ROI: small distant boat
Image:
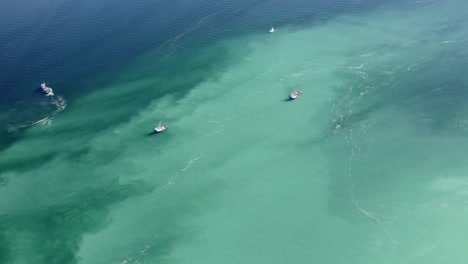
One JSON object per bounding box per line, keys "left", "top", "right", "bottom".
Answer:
{"left": 269, "top": 27, "right": 275, "bottom": 33}
{"left": 154, "top": 121, "right": 168, "bottom": 133}
{"left": 41, "top": 82, "right": 54, "bottom": 96}
{"left": 289, "top": 91, "right": 302, "bottom": 100}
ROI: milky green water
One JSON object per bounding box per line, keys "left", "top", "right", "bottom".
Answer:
{"left": 2, "top": 1, "right": 468, "bottom": 263}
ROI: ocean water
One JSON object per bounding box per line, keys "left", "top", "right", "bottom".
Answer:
{"left": 2, "top": 0, "right": 468, "bottom": 263}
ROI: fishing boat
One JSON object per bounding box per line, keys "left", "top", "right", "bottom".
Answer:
{"left": 154, "top": 121, "right": 168, "bottom": 133}
{"left": 41, "top": 82, "right": 54, "bottom": 96}
{"left": 269, "top": 27, "right": 275, "bottom": 33}
{"left": 289, "top": 91, "right": 302, "bottom": 100}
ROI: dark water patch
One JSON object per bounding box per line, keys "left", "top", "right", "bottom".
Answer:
{"left": 323, "top": 44, "right": 468, "bottom": 137}
{"left": 311, "top": 38, "right": 468, "bottom": 222}
{"left": 0, "top": 225, "right": 9, "bottom": 263}
{"left": 0, "top": 179, "right": 149, "bottom": 264}
{"left": 0, "top": 0, "right": 239, "bottom": 102}
{"left": 0, "top": 152, "right": 57, "bottom": 175}
{"left": 233, "top": 0, "right": 375, "bottom": 30}
{"left": 108, "top": 177, "right": 231, "bottom": 264}
{"left": 0, "top": 0, "right": 414, "bottom": 154}
{"left": 324, "top": 128, "right": 468, "bottom": 223}
{"left": 0, "top": 34, "right": 235, "bottom": 153}
{"left": 0, "top": 0, "right": 410, "bottom": 106}
{"left": 0, "top": 129, "right": 22, "bottom": 154}
{"left": 64, "top": 147, "right": 93, "bottom": 161}
{"left": 320, "top": 28, "right": 468, "bottom": 223}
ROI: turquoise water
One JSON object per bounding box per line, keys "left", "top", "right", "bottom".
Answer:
{"left": 2, "top": 0, "right": 468, "bottom": 263}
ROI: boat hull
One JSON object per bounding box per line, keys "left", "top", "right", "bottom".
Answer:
{"left": 41, "top": 83, "right": 54, "bottom": 96}
{"left": 154, "top": 125, "right": 168, "bottom": 133}
{"left": 289, "top": 91, "right": 302, "bottom": 100}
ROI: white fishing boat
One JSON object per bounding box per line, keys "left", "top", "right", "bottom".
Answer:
{"left": 154, "top": 121, "right": 168, "bottom": 133}
{"left": 269, "top": 27, "right": 275, "bottom": 33}
{"left": 41, "top": 82, "right": 54, "bottom": 96}
{"left": 289, "top": 91, "right": 302, "bottom": 100}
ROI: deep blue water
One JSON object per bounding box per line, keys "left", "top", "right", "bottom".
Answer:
{"left": 0, "top": 0, "right": 405, "bottom": 150}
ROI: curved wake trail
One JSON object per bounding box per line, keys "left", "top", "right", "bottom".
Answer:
{"left": 7, "top": 95, "right": 67, "bottom": 132}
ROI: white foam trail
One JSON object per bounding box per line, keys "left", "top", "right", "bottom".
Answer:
{"left": 35, "top": 95, "right": 67, "bottom": 125}
{"left": 279, "top": 69, "right": 307, "bottom": 81}
{"left": 182, "top": 155, "right": 202, "bottom": 171}
{"left": 245, "top": 90, "right": 264, "bottom": 99}
{"left": 157, "top": 9, "right": 227, "bottom": 49}
{"left": 237, "top": 60, "right": 284, "bottom": 90}
{"left": 7, "top": 95, "right": 67, "bottom": 132}
{"left": 202, "top": 127, "right": 226, "bottom": 138}
{"left": 347, "top": 64, "right": 364, "bottom": 70}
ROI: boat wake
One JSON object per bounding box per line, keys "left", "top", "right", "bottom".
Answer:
{"left": 181, "top": 155, "right": 202, "bottom": 171}
{"left": 7, "top": 95, "right": 67, "bottom": 132}
{"left": 202, "top": 127, "right": 226, "bottom": 138}
{"left": 157, "top": 9, "right": 227, "bottom": 50}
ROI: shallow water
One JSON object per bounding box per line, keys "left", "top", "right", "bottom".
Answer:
{"left": 1, "top": 0, "right": 468, "bottom": 263}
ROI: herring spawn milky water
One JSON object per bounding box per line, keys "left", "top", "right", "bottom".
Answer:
{"left": 1, "top": 0, "right": 468, "bottom": 263}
